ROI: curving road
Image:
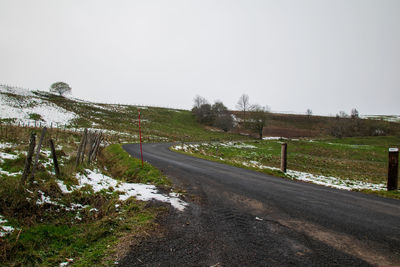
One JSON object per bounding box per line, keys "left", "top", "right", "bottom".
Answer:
{"left": 121, "top": 143, "right": 400, "bottom": 266}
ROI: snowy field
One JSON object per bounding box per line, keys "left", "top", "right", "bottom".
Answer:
{"left": 0, "top": 85, "right": 76, "bottom": 126}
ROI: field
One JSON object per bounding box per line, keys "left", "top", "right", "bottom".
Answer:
{"left": 172, "top": 136, "right": 400, "bottom": 198}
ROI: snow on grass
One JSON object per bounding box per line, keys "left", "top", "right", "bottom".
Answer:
{"left": 0, "top": 86, "right": 77, "bottom": 126}
{"left": 58, "top": 169, "right": 187, "bottom": 211}
{"left": 0, "top": 152, "right": 18, "bottom": 160}
{"left": 237, "top": 160, "right": 386, "bottom": 191}
{"left": 361, "top": 115, "right": 400, "bottom": 123}
{"left": 36, "top": 190, "right": 60, "bottom": 206}
{"left": 0, "top": 215, "right": 15, "bottom": 237}
{"left": 219, "top": 142, "right": 257, "bottom": 149}
{"left": 262, "top": 137, "right": 287, "bottom": 140}
{"left": 0, "top": 84, "right": 36, "bottom": 97}
{"left": 0, "top": 142, "right": 15, "bottom": 149}
{"left": 173, "top": 142, "right": 257, "bottom": 151}
{"left": 0, "top": 168, "right": 22, "bottom": 177}
{"left": 74, "top": 127, "right": 138, "bottom": 138}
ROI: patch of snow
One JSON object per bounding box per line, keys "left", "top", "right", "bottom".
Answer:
{"left": 0, "top": 168, "right": 22, "bottom": 176}
{"left": 36, "top": 190, "right": 59, "bottom": 206}
{"left": 262, "top": 137, "right": 287, "bottom": 140}
{"left": 219, "top": 142, "right": 257, "bottom": 149}
{"left": 57, "top": 180, "right": 73, "bottom": 193}
{"left": 0, "top": 152, "right": 18, "bottom": 160}
{"left": 286, "top": 169, "right": 386, "bottom": 191}
{"left": 236, "top": 160, "right": 386, "bottom": 191}
{"left": 59, "top": 259, "right": 73, "bottom": 267}
{"left": 0, "top": 142, "right": 15, "bottom": 149}
{"left": 74, "top": 127, "right": 136, "bottom": 138}
{"left": 0, "top": 215, "right": 15, "bottom": 237}
{"left": 58, "top": 170, "right": 187, "bottom": 211}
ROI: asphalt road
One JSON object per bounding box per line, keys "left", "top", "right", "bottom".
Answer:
{"left": 121, "top": 143, "right": 400, "bottom": 267}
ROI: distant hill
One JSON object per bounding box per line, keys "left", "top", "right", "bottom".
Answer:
{"left": 0, "top": 84, "right": 245, "bottom": 142}
{"left": 1, "top": 84, "right": 398, "bottom": 140}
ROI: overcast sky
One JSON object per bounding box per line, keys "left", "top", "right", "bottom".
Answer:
{"left": 0, "top": 0, "right": 399, "bottom": 115}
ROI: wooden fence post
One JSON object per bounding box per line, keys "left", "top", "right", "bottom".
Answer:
{"left": 30, "top": 127, "right": 47, "bottom": 181}
{"left": 76, "top": 128, "right": 87, "bottom": 167}
{"left": 281, "top": 143, "right": 287, "bottom": 173}
{"left": 49, "top": 139, "right": 60, "bottom": 178}
{"left": 21, "top": 132, "right": 36, "bottom": 184}
{"left": 388, "top": 147, "right": 399, "bottom": 191}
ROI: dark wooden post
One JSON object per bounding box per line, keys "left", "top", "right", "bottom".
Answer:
{"left": 81, "top": 130, "right": 89, "bottom": 163}
{"left": 388, "top": 147, "right": 399, "bottom": 191}
{"left": 281, "top": 143, "right": 287, "bottom": 173}
{"left": 30, "top": 127, "right": 47, "bottom": 180}
{"left": 76, "top": 128, "right": 87, "bottom": 167}
{"left": 21, "top": 132, "right": 36, "bottom": 184}
{"left": 49, "top": 139, "right": 60, "bottom": 178}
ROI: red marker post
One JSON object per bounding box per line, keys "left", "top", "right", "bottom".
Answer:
{"left": 138, "top": 109, "right": 144, "bottom": 167}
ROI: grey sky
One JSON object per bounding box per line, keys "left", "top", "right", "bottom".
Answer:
{"left": 0, "top": 0, "right": 399, "bottom": 115}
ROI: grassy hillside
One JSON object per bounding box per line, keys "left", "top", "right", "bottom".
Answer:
{"left": 0, "top": 85, "right": 248, "bottom": 142}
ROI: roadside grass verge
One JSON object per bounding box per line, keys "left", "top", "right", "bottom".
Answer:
{"left": 355, "top": 189, "right": 400, "bottom": 200}
{"left": 170, "top": 136, "right": 400, "bottom": 198}
{"left": 0, "top": 131, "right": 171, "bottom": 266}
{"left": 98, "top": 144, "right": 170, "bottom": 186}
{"left": 172, "top": 148, "right": 286, "bottom": 179}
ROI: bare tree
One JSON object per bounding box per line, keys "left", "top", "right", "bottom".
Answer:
{"left": 306, "top": 109, "right": 313, "bottom": 117}
{"left": 50, "top": 82, "right": 71, "bottom": 96}
{"left": 337, "top": 111, "right": 348, "bottom": 118}
{"left": 193, "top": 95, "right": 208, "bottom": 109}
{"left": 249, "top": 105, "right": 269, "bottom": 139}
{"left": 236, "top": 94, "right": 250, "bottom": 123}
{"left": 351, "top": 108, "right": 359, "bottom": 119}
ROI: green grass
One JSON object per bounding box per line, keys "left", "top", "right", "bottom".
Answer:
{"left": 1, "top": 197, "right": 162, "bottom": 266}
{"left": 40, "top": 93, "right": 250, "bottom": 142}
{"left": 172, "top": 148, "right": 286, "bottom": 179}
{"left": 171, "top": 136, "right": 400, "bottom": 185}
{"left": 99, "top": 144, "right": 170, "bottom": 186}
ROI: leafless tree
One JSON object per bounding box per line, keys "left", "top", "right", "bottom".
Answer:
{"left": 351, "top": 108, "right": 359, "bottom": 119}
{"left": 193, "top": 95, "right": 208, "bottom": 109}
{"left": 249, "top": 104, "right": 270, "bottom": 139}
{"left": 236, "top": 94, "right": 250, "bottom": 123}
{"left": 306, "top": 109, "right": 313, "bottom": 117}
{"left": 337, "top": 111, "right": 348, "bottom": 118}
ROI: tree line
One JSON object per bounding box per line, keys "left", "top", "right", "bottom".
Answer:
{"left": 192, "top": 94, "right": 270, "bottom": 139}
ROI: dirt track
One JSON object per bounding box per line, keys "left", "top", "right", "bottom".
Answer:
{"left": 120, "top": 143, "right": 400, "bottom": 267}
